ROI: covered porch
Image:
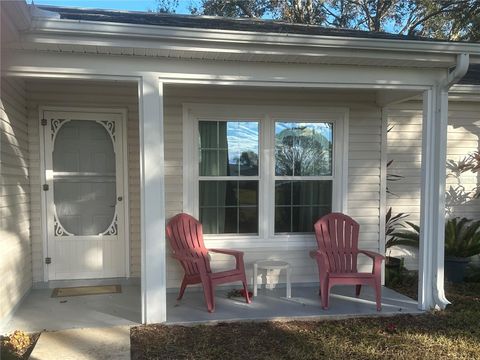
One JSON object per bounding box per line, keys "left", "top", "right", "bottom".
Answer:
{"left": 1, "top": 284, "right": 418, "bottom": 333}
{"left": 2, "top": 1, "right": 478, "bottom": 330}
{"left": 0, "top": 71, "right": 458, "bottom": 328}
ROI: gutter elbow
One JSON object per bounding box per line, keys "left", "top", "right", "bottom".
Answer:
{"left": 443, "top": 53, "right": 470, "bottom": 89}
{"left": 433, "top": 285, "right": 451, "bottom": 310}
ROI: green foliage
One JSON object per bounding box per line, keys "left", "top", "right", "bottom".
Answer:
{"left": 389, "top": 217, "right": 480, "bottom": 258}
{"left": 388, "top": 221, "right": 420, "bottom": 249}
{"left": 386, "top": 159, "right": 404, "bottom": 196}
{"left": 385, "top": 207, "right": 409, "bottom": 243}
{"left": 155, "top": 0, "right": 180, "bottom": 13}
{"left": 386, "top": 267, "right": 417, "bottom": 294}
{"left": 445, "top": 217, "right": 480, "bottom": 258}
{"left": 156, "top": 0, "right": 480, "bottom": 41}
{"left": 417, "top": 0, "right": 480, "bottom": 41}
{"left": 195, "top": 0, "right": 273, "bottom": 18}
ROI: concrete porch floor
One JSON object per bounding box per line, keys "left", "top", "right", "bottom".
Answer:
{"left": 1, "top": 285, "right": 142, "bottom": 334}
{"left": 167, "top": 285, "right": 421, "bottom": 324}
{"left": 1, "top": 284, "right": 420, "bottom": 334}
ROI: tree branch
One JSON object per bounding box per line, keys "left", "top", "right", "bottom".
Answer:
{"left": 406, "top": 1, "right": 467, "bottom": 35}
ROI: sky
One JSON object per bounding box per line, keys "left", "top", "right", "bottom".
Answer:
{"left": 30, "top": 0, "right": 193, "bottom": 13}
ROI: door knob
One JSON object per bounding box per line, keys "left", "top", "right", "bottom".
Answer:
{"left": 117, "top": 196, "right": 123, "bottom": 202}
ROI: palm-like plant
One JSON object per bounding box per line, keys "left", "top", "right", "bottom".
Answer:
{"left": 387, "top": 221, "right": 420, "bottom": 249}
{"left": 444, "top": 217, "right": 480, "bottom": 258}
{"left": 389, "top": 217, "right": 480, "bottom": 259}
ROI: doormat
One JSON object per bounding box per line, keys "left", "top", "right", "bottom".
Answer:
{"left": 51, "top": 284, "right": 122, "bottom": 298}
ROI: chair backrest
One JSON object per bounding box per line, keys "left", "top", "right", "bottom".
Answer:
{"left": 314, "top": 212, "right": 360, "bottom": 273}
{"left": 166, "top": 213, "right": 212, "bottom": 275}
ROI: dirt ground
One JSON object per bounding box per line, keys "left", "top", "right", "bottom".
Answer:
{"left": 131, "top": 283, "right": 480, "bottom": 360}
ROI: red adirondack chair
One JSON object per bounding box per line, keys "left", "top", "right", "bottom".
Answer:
{"left": 313, "top": 213, "right": 384, "bottom": 311}
{"left": 166, "top": 213, "right": 251, "bottom": 313}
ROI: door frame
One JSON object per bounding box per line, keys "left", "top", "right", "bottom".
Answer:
{"left": 39, "top": 106, "right": 130, "bottom": 282}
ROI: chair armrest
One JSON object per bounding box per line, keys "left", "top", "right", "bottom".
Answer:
{"left": 208, "top": 248, "right": 245, "bottom": 271}
{"left": 171, "top": 253, "right": 208, "bottom": 274}
{"left": 358, "top": 250, "right": 384, "bottom": 274}
{"left": 358, "top": 250, "right": 385, "bottom": 260}
{"left": 208, "top": 248, "right": 244, "bottom": 258}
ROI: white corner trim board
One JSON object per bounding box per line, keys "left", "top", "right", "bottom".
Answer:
{"left": 139, "top": 75, "right": 167, "bottom": 323}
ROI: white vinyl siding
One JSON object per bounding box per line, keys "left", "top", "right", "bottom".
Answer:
{"left": 387, "top": 100, "right": 480, "bottom": 268}
{"left": 23, "top": 81, "right": 383, "bottom": 289}
{"left": 0, "top": 77, "right": 31, "bottom": 321}
{"left": 164, "top": 86, "right": 382, "bottom": 288}
{"left": 26, "top": 80, "right": 141, "bottom": 282}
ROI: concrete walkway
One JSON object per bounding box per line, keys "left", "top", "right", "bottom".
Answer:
{"left": 30, "top": 326, "right": 131, "bottom": 360}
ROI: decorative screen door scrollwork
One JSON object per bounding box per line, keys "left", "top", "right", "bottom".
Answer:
{"left": 43, "top": 110, "right": 127, "bottom": 280}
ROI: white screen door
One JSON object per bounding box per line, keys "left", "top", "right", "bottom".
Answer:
{"left": 43, "top": 110, "right": 127, "bottom": 280}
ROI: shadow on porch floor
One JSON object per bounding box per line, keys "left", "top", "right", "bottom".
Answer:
{"left": 0, "top": 285, "right": 141, "bottom": 334}
{"left": 167, "top": 285, "right": 421, "bottom": 324}
{"left": 1, "top": 285, "right": 420, "bottom": 333}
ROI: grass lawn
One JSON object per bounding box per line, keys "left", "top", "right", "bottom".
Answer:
{"left": 131, "top": 282, "right": 480, "bottom": 360}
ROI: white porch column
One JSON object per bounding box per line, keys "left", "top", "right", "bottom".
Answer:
{"left": 139, "top": 74, "right": 167, "bottom": 323}
{"left": 418, "top": 54, "right": 469, "bottom": 311}
{"left": 418, "top": 86, "right": 450, "bottom": 310}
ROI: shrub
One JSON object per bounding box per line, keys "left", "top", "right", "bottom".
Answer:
{"left": 1, "top": 330, "right": 31, "bottom": 357}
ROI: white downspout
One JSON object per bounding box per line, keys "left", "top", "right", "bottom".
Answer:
{"left": 443, "top": 53, "right": 470, "bottom": 88}
{"left": 433, "top": 53, "right": 469, "bottom": 309}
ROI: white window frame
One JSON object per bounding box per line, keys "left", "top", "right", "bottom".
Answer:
{"left": 183, "top": 104, "right": 349, "bottom": 247}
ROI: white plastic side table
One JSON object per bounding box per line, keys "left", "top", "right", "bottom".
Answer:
{"left": 253, "top": 260, "right": 292, "bottom": 298}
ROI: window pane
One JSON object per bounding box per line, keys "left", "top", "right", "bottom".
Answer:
{"left": 292, "top": 181, "right": 332, "bottom": 206}
{"left": 199, "top": 180, "right": 258, "bottom": 234}
{"left": 224, "top": 181, "right": 238, "bottom": 207}
{"left": 198, "top": 121, "right": 218, "bottom": 148}
{"left": 275, "top": 122, "right": 333, "bottom": 176}
{"left": 274, "top": 180, "right": 332, "bottom": 233}
{"left": 275, "top": 207, "right": 291, "bottom": 233}
{"left": 200, "top": 150, "right": 219, "bottom": 176}
{"left": 200, "top": 207, "right": 218, "bottom": 234}
{"left": 224, "top": 207, "right": 237, "bottom": 233}
{"left": 199, "top": 121, "right": 259, "bottom": 176}
{"left": 293, "top": 206, "right": 331, "bottom": 233}
{"left": 239, "top": 207, "right": 258, "bottom": 233}
{"left": 199, "top": 181, "right": 218, "bottom": 207}
{"left": 275, "top": 181, "right": 292, "bottom": 206}
{"left": 238, "top": 181, "right": 258, "bottom": 205}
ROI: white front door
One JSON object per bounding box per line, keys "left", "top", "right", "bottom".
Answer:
{"left": 42, "top": 109, "right": 127, "bottom": 280}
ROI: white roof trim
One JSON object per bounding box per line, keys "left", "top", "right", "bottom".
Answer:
{"left": 29, "top": 5, "right": 60, "bottom": 19}
{"left": 28, "top": 16, "right": 480, "bottom": 58}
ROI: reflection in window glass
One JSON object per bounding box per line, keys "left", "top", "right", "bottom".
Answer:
{"left": 198, "top": 121, "right": 259, "bottom": 235}
{"left": 274, "top": 122, "right": 333, "bottom": 233}
{"left": 275, "top": 122, "right": 333, "bottom": 176}
{"left": 199, "top": 121, "right": 259, "bottom": 176}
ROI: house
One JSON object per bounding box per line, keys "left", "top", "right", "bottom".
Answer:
{"left": 1, "top": 1, "right": 480, "bottom": 326}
